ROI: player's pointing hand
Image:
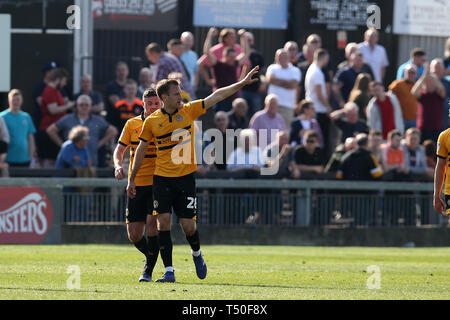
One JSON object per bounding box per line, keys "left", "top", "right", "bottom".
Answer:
{"left": 242, "top": 66, "right": 260, "bottom": 87}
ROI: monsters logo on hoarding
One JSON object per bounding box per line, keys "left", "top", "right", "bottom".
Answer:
{"left": 0, "top": 188, "right": 53, "bottom": 244}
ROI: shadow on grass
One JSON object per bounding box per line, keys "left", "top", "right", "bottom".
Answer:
{"left": 174, "top": 282, "right": 362, "bottom": 291}
{"left": 0, "top": 286, "right": 117, "bottom": 294}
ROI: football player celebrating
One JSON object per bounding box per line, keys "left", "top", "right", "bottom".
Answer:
{"left": 127, "top": 65, "right": 259, "bottom": 282}
{"left": 113, "top": 88, "right": 163, "bottom": 282}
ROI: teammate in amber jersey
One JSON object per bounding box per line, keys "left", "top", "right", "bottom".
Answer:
{"left": 128, "top": 66, "right": 260, "bottom": 283}
{"left": 113, "top": 88, "right": 163, "bottom": 282}
{"left": 434, "top": 124, "right": 450, "bottom": 217}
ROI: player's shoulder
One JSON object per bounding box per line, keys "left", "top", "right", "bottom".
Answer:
{"left": 125, "top": 115, "right": 144, "bottom": 128}
{"left": 439, "top": 129, "right": 450, "bottom": 140}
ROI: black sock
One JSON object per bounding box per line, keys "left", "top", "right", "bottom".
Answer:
{"left": 134, "top": 236, "right": 149, "bottom": 258}
{"left": 158, "top": 231, "right": 173, "bottom": 268}
{"left": 186, "top": 230, "right": 201, "bottom": 252}
{"left": 145, "top": 236, "right": 159, "bottom": 274}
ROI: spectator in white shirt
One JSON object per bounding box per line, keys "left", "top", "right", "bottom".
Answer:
{"left": 227, "top": 129, "right": 263, "bottom": 173}
{"left": 266, "top": 49, "right": 301, "bottom": 126}
{"left": 305, "top": 49, "right": 332, "bottom": 153}
{"left": 358, "top": 28, "right": 389, "bottom": 82}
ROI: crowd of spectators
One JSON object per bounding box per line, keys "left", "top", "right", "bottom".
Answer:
{"left": 1, "top": 28, "right": 449, "bottom": 182}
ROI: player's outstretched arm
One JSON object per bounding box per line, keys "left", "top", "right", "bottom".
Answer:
{"left": 203, "top": 66, "right": 259, "bottom": 110}
{"left": 127, "top": 140, "right": 149, "bottom": 198}
{"left": 433, "top": 157, "right": 447, "bottom": 216}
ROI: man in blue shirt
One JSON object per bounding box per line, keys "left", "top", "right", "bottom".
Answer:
{"left": 180, "top": 32, "right": 199, "bottom": 90}
{"left": 0, "top": 89, "right": 36, "bottom": 167}
{"left": 397, "top": 48, "right": 426, "bottom": 81}
{"left": 55, "top": 126, "right": 91, "bottom": 169}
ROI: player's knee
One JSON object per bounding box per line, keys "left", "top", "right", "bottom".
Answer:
{"left": 181, "top": 222, "right": 196, "bottom": 236}
{"left": 128, "top": 232, "right": 141, "bottom": 243}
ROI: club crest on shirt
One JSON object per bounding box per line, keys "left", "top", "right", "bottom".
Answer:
{"left": 175, "top": 115, "right": 183, "bottom": 122}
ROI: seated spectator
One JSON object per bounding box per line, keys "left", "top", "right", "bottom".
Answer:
{"left": 389, "top": 64, "right": 419, "bottom": 130}
{"left": 227, "top": 98, "right": 249, "bottom": 130}
{"left": 203, "top": 111, "right": 235, "bottom": 171}
{"left": 266, "top": 49, "right": 301, "bottom": 125}
{"left": 423, "top": 139, "right": 437, "bottom": 179}
{"left": 47, "top": 95, "right": 118, "bottom": 168}
{"left": 396, "top": 48, "right": 427, "bottom": 80}
{"left": 112, "top": 79, "right": 143, "bottom": 132}
{"left": 74, "top": 74, "right": 104, "bottom": 115}
{"left": 0, "top": 115, "right": 9, "bottom": 177}
{"left": 37, "top": 68, "right": 75, "bottom": 168}
{"left": 106, "top": 61, "right": 129, "bottom": 114}
{"left": 380, "top": 130, "right": 410, "bottom": 181}
{"left": 330, "top": 102, "right": 369, "bottom": 143}
{"left": 291, "top": 131, "right": 326, "bottom": 179}
{"left": 197, "top": 28, "right": 244, "bottom": 88}
{"left": 137, "top": 68, "right": 155, "bottom": 97}
{"left": 325, "top": 137, "right": 357, "bottom": 173}
{"left": 249, "top": 94, "right": 286, "bottom": 148}
{"left": 348, "top": 73, "right": 372, "bottom": 121}
{"left": 227, "top": 129, "right": 263, "bottom": 176}
{"left": 180, "top": 31, "right": 199, "bottom": 89}
{"left": 367, "top": 81, "right": 404, "bottom": 140}
{"left": 334, "top": 51, "right": 374, "bottom": 105}
{"left": 55, "top": 126, "right": 92, "bottom": 169}
{"left": 412, "top": 61, "right": 446, "bottom": 142}
{"left": 0, "top": 89, "right": 36, "bottom": 168}
{"left": 263, "top": 131, "right": 294, "bottom": 179}
{"left": 203, "top": 28, "right": 250, "bottom": 112}
{"left": 337, "top": 133, "right": 383, "bottom": 180}
{"left": 401, "top": 128, "right": 431, "bottom": 180}
{"left": 168, "top": 72, "right": 191, "bottom": 103}
{"left": 289, "top": 100, "right": 323, "bottom": 147}
{"left": 368, "top": 130, "right": 383, "bottom": 164}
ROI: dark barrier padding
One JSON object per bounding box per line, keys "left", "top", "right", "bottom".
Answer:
{"left": 62, "top": 224, "right": 450, "bottom": 247}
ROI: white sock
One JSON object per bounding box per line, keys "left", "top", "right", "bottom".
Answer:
{"left": 192, "top": 249, "right": 201, "bottom": 257}
{"left": 166, "top": 266, "right": 174, "bottom": 272}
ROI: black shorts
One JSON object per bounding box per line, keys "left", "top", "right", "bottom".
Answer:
{"left": 36, "top": 131, "right": 60, "bottom": 160}
{"left": 126, "top": 186, "right": 154, "bottom": 224}
{"left": 0, "top": 140, "right": 7, "bottom": 154}
{"left": 153, "top": 173, "right": 197, "bottom": 220}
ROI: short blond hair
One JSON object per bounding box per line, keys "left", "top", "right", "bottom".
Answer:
{"left": 8, "top": 89, "right": 22, "bottom": 100}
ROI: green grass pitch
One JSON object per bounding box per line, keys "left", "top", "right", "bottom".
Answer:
{"left": 0, "top": 245, "right": 449, "bottom": 300}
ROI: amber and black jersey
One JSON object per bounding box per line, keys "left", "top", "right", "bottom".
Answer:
{"left": 119, "top": 113, "right": 157, "bottom": 186}
{"left": 139, "top": 100, "right": 206, "bottom": 178}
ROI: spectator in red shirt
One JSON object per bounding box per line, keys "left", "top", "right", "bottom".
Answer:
{"left": 37, "top": 68, "right": 75, "bottom": 168}
{"left": 367, "top": 82, "right": 404, "bottom": 140}
{"left": 412, "top": 61, "right": 446, "bottom": 142}
{"left": 203, "top": 27, "right": 250, "bottom": 112}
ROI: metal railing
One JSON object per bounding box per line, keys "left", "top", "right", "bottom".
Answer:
{"left": 0, "top": 178, "right": 446, "bottom": 227}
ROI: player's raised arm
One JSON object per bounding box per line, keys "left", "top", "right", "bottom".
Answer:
{"left": 203, "top": 66, "right": 259, "bottom": 110}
